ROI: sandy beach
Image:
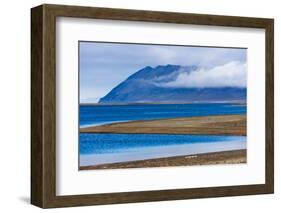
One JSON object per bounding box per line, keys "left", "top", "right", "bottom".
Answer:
{"left": 80, "top": 114, "right": 246, "bottom": 136}
{"left": 80, "top": 149, "right": 246, "bottom": 170}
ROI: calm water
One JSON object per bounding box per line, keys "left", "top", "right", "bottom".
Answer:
{"left": 80, "top": 103, "right": 246, "bottom": 127}
{"left": 80, "top": 134, "right": 246, "bottom": 166}
{"left": 80, "top": 134, "right": 246, "bottom": 154}
{"left": 79, "top": 103, "right": 246, "bottom": 167}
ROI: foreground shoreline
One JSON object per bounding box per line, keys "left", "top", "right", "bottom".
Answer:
{"left": 80, "top": 114, "right": 246, "bottom": 136}
{"left": 80, "top": 149, "right": 246, "bottom": 170}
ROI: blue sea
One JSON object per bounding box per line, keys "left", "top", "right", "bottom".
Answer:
{"left": 79, "top": 103, "right": 246, "bottom": 167}
{"left": 80, "top": 103, "right": 246, "bottom": 127}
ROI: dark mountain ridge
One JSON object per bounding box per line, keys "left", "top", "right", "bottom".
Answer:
{"left": 99, "top": 64, "right": 246, "bottom": 104}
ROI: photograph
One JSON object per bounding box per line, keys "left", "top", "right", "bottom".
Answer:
{"left": 30, "top": 4, "right": 274, "bottom": 208}
{"left": 79, "top": 41, "right": 247, "bottom": 170}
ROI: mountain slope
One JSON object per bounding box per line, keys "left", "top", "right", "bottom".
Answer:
{"left": 99, "top": 64, "right": 246, "bottom": 104}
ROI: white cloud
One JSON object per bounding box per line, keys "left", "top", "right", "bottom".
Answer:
{"left": 157, "top": 61, "right": 247, "bottom": 88}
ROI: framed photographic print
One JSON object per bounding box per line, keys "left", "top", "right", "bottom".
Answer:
{"left": 31, "top": 4, "right": 274, "bottom": 208}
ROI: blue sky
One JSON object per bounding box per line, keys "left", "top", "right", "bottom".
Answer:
{"left": 79, "top": 42, "right": 247, "bottom": 103}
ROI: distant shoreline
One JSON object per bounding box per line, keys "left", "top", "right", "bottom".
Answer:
{"left": 80, "top": 114, "right": 246, "bottom": 136}
{"left": 79, "top": 149, "right": 246, "bottom": 170}
{"left": 80, "top": 101, "right": 247, "bottom": 106}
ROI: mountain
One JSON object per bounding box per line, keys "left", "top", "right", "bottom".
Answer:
{"left": 98, "top": 64, "right": 246, "bottom": 104}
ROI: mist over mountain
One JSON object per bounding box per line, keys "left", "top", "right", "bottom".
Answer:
{"left": 98, "top": 64, "right": 246, "bottom": 104}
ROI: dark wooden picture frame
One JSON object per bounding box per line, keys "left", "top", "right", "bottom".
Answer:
{"left": 31, "top": 4, "right": 274, "bottom": 208}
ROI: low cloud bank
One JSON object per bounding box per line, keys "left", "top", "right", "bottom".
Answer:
{"left": 157, "top": 61, "right": 246, "bottom": 88}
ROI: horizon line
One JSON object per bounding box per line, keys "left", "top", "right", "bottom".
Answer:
{"left": 79, "top": 100, "right": 247, "bottom": 106}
